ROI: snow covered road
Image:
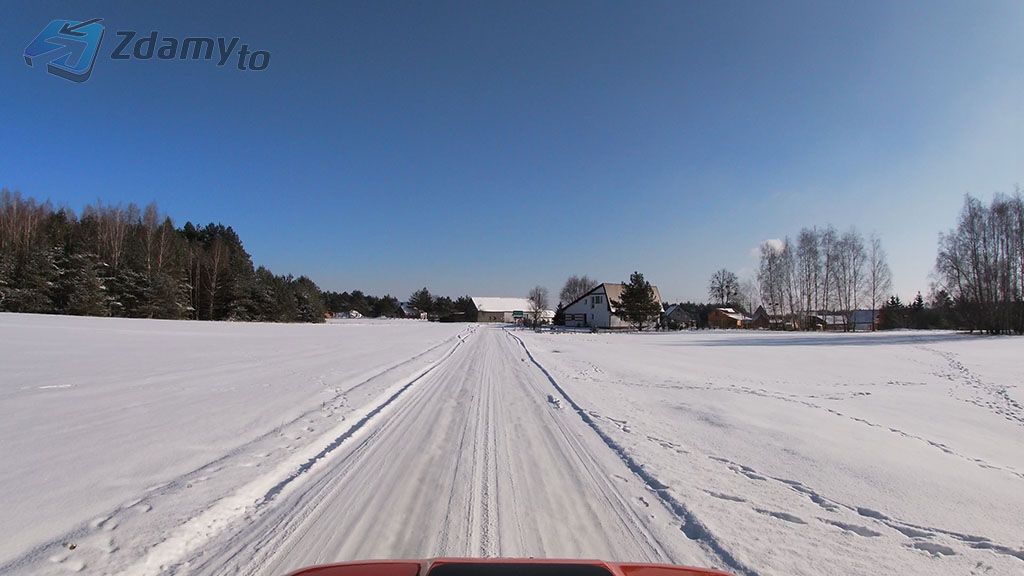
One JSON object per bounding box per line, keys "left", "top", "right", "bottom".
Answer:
{"left": 2, "top": 315, "right": 1022, "bottom": 576}
{"left": 182, "top": 326, "right": 718, "bottom": 575}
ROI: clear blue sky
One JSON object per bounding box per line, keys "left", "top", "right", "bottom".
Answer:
{"left": 2, "top": 1, "right": 1020, "bottom": 304}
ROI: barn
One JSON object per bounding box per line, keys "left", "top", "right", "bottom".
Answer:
{"left": 470, "top": 297, "right": 553, "bottom": 324}
{"left": 708, "top": 307, "right": 749, "bottom": 329}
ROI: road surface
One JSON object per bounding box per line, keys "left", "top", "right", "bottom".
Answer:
{"left": 177, "top": 326, "right": 720, "bottom": 575}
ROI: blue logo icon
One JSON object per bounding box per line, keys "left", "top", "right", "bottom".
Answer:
{"left": 24, "top": 18, "right": 105, "bottom": 83}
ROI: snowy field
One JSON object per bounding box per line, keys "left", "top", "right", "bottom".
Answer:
{"left": 0, "top": 314, "right": 1022, "bottom": 576}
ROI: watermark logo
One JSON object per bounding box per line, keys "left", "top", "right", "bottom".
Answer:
{"left": 25, "top": 18, "right": 271, "bottom": 83}
{"left": 24, "top": 18, "right": 105, "bottom": 83}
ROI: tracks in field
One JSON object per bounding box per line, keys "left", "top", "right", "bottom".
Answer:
{"left": 1, "top": 326, "right": 476, "bottom": 576}
{"left": 504, "top": 330, "right": 756, "bottom": 576}
{"left": 30, "top": 324, "right": 738, "bottom": 576}
{"left": 921, "top": 345, "right": 1024, "bottom": 428}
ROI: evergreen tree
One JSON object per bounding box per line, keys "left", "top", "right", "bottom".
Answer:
{"left": 140, "top": 270, "right": 188, "bottom": 319}
{"left": 454, "top": 295, "right": 476, "bottom": 321}
{"left": 552, "top": 305, "right": 566, "bottom": 326}
{"left": 0, "top": 246, "right": 58, "bottom": 313}
{"left": 611, "top": 271, "right": 662, "bottom": 331}
{"left": 62, "top": 253, "right": 110, "bottom": 316}
{"left": 373, "top": 295, "right": 399, "bottom": 318}
{"left": 348, "top": 290, "right": 370, "bottom": 315}
{"left": 409, "top": 287, "right": 433, "bottom": 314}
{"left": 877, "top": 295, "right": 906, "bottom": 330}
{"left": 293, "top": 276, "right": 327, "bottom": 323}
{"left": 432, "top": 295, "right": 455, "bottom": 319}
{"left": 909, "top": 292, "right": 926, "bottom": 329}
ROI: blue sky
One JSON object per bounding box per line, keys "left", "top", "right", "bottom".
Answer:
{"left": 1, "top": 1, "right": 1020, "bottom": 304}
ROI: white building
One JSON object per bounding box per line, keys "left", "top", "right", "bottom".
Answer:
{"left": 563, "top": 283, "right": 663, "bottom": 329}
{"left": 470, "top": 297, "right": 554, "bottom": 323}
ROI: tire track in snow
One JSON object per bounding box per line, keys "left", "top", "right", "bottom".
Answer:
{"left": 504, "top": 329, "right": 757, "bottom": 576}
{"left": 150, "top": 325, "right": 710, "bottom": 575}
{"left": 263, "top": 325, "right": 476, "bottom": 503}
{"left": 183, "top": 334, "right": 475, "bottom": 574}
{"left": 0, "top": 327, "right": 476, "bottom": 576}
{"left": 248, "top": 326, "right": 681, "bottom": 572}
{"left": 123, "top": 326, "right": 478, "bottom": 575}
{"left": 500, "top": 332, "right": 678, "bottom": 564}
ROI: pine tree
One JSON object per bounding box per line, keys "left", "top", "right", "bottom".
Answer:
{"left": 56, "top": 252, "right": 109, "bottom": 316}
{"left": 454, "top": 295, "right": 476, "bottom": 320}
{"left": 611, "top": 271, "right": 662, "bottom": 331}
{"left": 877, "top": 295, "right": 905, "bottom": 330}
{"left": 373, "top": 295, "right": 399, "bottom": 318}
{"left": 910, "top": 291, "right": 926, "bottom": 329}
{"left": 409, "top": 287, "right": 433, "bottom": 314}
{"left": 293, "top": 276, "right": 326, "bottom": 323}
{"left": 432, "top": 295, "right": 455, "bottom": 319}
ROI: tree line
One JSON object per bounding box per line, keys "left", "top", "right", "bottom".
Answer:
{"left": 706, "top": 191, "right": 1022, "bottom": 334}
{"left": 749, "top": 227, "right": 891, "bottom": 329}
{"left": 404, "top": 287, "right": 476, "bottom": 321}
{"left": 0, "top": 190, "right": 329, "bottom": 319}
{"left": 934, "top": 191, "right": 1024, "bottom": 334}
{"left": 0, "top": 191, "right": 487, "bottom": 324}
{"left": 0, "top": 191, "right": 324, "bottom": 322}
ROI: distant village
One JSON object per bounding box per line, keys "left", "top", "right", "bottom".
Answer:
{"left": 333, "top": 280, "right": 881, "bottom": 333}
{"left": 4, "top": 190, "right": 1019, "bottom": 334}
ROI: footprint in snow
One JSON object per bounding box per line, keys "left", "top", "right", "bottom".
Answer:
{"left": 824, "top": 520, "right": 882, "bottom": 537}
{"left": 755, "top": 508, "right": 806, "bottom": 524}
{"left": 908, "top": 541, "right": 956, "bottom": 557}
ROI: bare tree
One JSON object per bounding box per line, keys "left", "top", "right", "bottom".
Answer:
{"left": 82, "top": 200, "right": 141, "bottom": 271}
{"left": 737, "top": 276, "right": 759, "bottom": 313}
{"left": 832, "top": 228, "right": 866, "bottom": 330}
{"left": 185, "top": 239, "right": 202, "bottom": 319}
{"left": 796, "top": 227, "right": 821, "bottom": 326}
{"left": 936, "top": 191, "right": 1024, "bottom": 333}
{"left": 708, "top": 268, "right": 739, "bottom": 306}
{"left": 780, "top": 237, "right": 798, "bottom": 318}
{"left": 528, "top": 285, "right": 549, "bottom": 325}
{"left": 758, "top": 239, "right": 787, "bottom": 317}
{"left": 142, "top": 203, "right": 160, "bottom": 274}
{"left": 820, "top": 225, "right": 838, "bottom": 315}
{"left": 204, "top": 236, "right": 230, "bottom": 320}
{"left": 154, "top": 216, "right": 176, "bottom": 272}
{"left": 0, "top": 190, "right": 52, "bottom": 256}
{"left": 867, "top": 233, "right": 893, "bottom": 328}
{"left": 559, "top": 275, "right": 594, "bottom": 305}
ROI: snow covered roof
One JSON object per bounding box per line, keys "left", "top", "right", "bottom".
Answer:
{"left": 398, "top": 302, "right": 422, "bottom": 316}
{"left": 471, "top": 297, "right": 536, "bottom": 312}
{"left": 714, "top": 307, "right": 748, "bottom": 321}
{"left": 814, "top": 314, "right": 846, "bottom": 325}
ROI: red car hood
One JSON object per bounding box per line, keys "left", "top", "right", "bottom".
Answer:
{"left": 285, "top": 558, "right": 734, "bottom": 576}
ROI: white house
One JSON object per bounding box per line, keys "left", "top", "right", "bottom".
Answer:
{"left": 562, "top": 283, "right": 663, "bottom": 329}
{"left": 470, "top": 297, "right": 554, "bottom": 323}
